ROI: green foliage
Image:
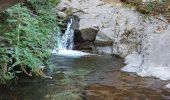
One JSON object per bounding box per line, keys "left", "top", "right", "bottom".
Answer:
{"left": 27, "top": 0, "right": 60, "bottom": 6}
{"left": 123, "top": 0, "right": 170, "bottom": 16}
{"left": 48, "top": 0, "right": 60, "bottom": 4}
{"left": 0, "top": 0, "right": 60, "bottom": 83}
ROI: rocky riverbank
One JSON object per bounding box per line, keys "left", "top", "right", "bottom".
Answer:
{"left": 56, "top": 0, "right": 170, "bottom": 83}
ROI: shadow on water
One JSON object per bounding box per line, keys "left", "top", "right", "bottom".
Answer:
{"left": 0, "top": 54, "right": 170, "bottom": 100}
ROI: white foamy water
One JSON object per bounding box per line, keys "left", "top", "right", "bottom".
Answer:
{"left": 58, "top": 18, "right": 74, "bottom": 50}
{"left": 53, "top": 18, "right": 96, "bottom": 57}
{"left": 52, "top": 49, "right": 93, "bottom": 57}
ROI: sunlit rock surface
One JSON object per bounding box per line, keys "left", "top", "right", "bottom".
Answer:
{"left": 57, "top": 0, "right": 170, "bottom": 81}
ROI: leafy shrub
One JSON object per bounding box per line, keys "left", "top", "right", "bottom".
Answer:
{"left": 0, "top": 0, "right": 60, "bottom": 84}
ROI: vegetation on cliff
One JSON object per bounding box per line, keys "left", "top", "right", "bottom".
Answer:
{"left": 0, "top": 0, "right": 60, "bottom": 84}
{"left": 122, "top": 0, "right": 170, "bottom": 21}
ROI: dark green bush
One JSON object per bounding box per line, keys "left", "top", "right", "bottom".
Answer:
{"left": 0, "top": 0, "right": 60, "bottom": 84}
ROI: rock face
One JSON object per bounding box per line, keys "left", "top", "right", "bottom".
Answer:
{"left": 57, "top": 0, "right": 170, "bottom": 80}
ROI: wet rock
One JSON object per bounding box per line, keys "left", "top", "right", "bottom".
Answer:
{"left": 74, "top": 41, "right": 94, "bottom": 53}
{"left": 80, "top": 28, "right": 99, "bottom": 42}
{"left": 74, "top": 30, "right": 83, "bottom": 43}
{"left": 71, "top": 15, "right": 80, "bottom": 30}
{"left": 74, "top": 28, "right": 99, "bottom": 52}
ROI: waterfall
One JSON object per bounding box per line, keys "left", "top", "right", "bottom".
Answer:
{"left": 58, "top": 18, "right": 74, "bottom": 50}
{"left": 52, "top": 18, "right": 93, "bottom": 57}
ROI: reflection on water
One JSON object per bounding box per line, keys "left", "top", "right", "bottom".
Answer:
{"left": 0, "top": 55, "right": 170, "bottom": 100}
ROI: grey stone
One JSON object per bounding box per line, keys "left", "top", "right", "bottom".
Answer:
{"left": 58, "top": 0, "right": 170, "bottom": 80}
{"left": 80, "top": 28, "right": 99, "bottom": 42}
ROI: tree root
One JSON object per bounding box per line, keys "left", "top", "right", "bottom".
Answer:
{"left": 36, "top": 69, "right": 52, "bottom": 79}
{"left": 21, "top": 67, "right": 32, "bottom": 77}
{"left": 21, "top": 67, "right": 52, "bottom": 79}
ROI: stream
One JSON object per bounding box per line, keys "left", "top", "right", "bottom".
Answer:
{"left": 0, "top": 2, "right": 170, "bottom": 99}
{"left": 0, "top": 54, "right": 170, "bottom": 100}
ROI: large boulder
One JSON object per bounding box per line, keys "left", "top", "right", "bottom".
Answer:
{"left": 74, "top": 28, "right": 98, "bottom": 52}
{"left": 80, "top": 28, "right": 99, "bottom": 42}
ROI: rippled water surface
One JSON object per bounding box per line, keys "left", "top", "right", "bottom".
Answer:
{"left": 0, "top": 54, "right": 170, "bottom": 100}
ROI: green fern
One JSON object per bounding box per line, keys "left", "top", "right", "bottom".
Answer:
{"left": 0, "top": 0, "right": 60, "bottom": 83}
